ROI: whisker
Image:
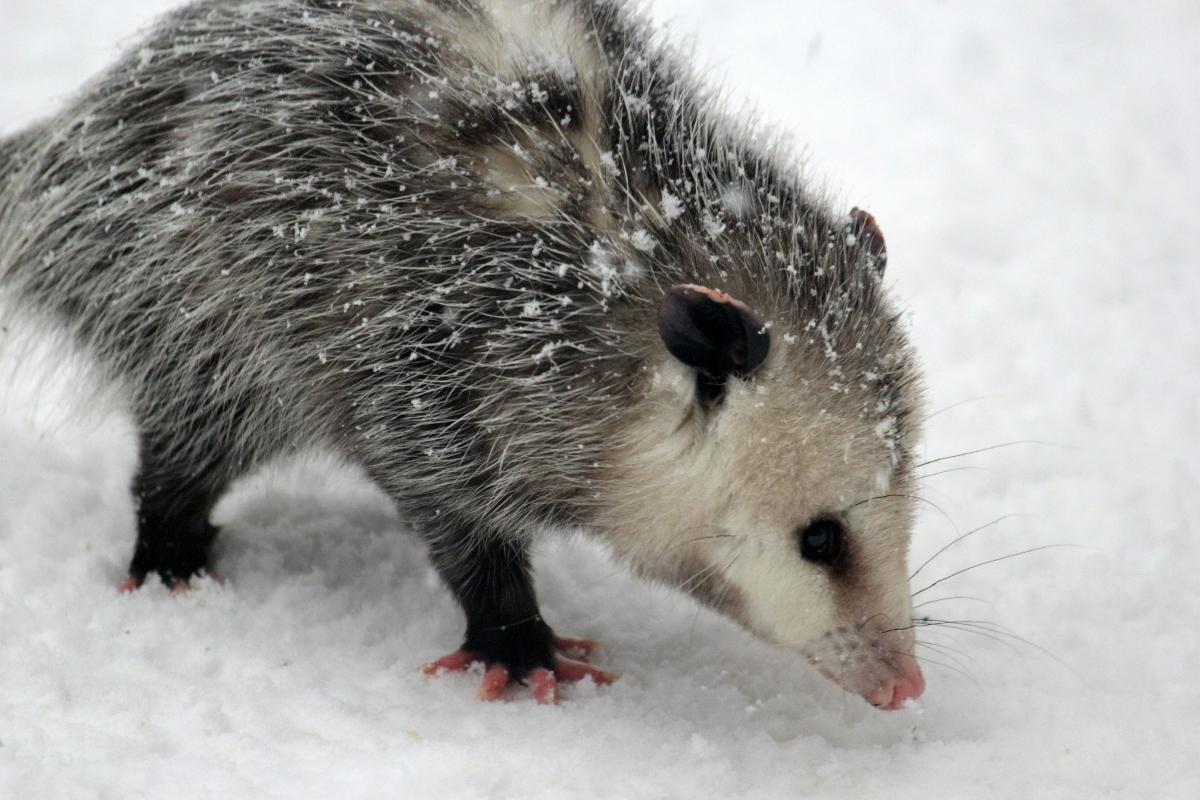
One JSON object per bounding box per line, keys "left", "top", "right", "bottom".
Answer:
{"left": 850, "top": 493, "right": 959, "bottom": 535}
{"left": 907, "top": 619, "right": 1024, "bottom": 658}
{"left": 679, "top": 536, "right": 744, "bottom": 597}
{"left": 909, "top": 514, "right": 1023, "bottom": 580}
{"left": 688, "top": 544, "right": 744, "bottom": 638}
{"left": 913, "top": 594, "right": 999, "bottom": 614}
{"left": 678, "top": 557, "right": 724, "bottom": 596}
{"left": 911, "top": 544, "right": 1088, "bottom": 598}
{"left": 921, "top": 393, "right": 1006, "bottom": 422}
{"left": 706, "top": 553, "right": 743, "bottom": 620}
{"left": 913, "top": 440, "right": 1068, "bottom": 471}
{"left": 915, "top": 638, "right": 975, "bottom": 665}
{"left": 914, "top": 630, "right": 979, "bottom": 661}
{"left": 905, "top": 652, "right": 977, "bottom": 685}
{"left": 677, "top": 534, "right": 739, "bottom": 546}
{"left": 924, "top": 618, "right": 1081, "bottom": 679}
{"left": 907, "top": 644, "right": 980, "bottom": 687}
{"left": 915, "top": 465, "right": 992, "bottom": 481}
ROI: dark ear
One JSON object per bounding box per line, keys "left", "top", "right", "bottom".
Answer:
{"left": 657, "top": 284, "right": 771, "bottom": 381}
{"left": 849, "top": 207, "right": 887, "bottom": 274}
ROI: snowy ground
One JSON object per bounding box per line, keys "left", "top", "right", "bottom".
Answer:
{"left": 2, "top": 1, "right": 1198, "bottom": 797}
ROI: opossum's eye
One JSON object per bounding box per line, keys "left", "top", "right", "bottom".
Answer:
{"left": 797, "top": 518, "right": 844, "bottom": 565}
{"left": 658, "top": 284, "right": 770, "bottom": 395}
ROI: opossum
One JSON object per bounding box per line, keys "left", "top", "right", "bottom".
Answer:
{"left": 0, "top": 0, "right": 926, "bottom": 709}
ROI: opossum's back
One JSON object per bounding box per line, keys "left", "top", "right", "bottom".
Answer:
{"left": 0, "top": 138, "right": 12, "bottom": 186}
{"left": 0, "top": 128, "right": 37, "bottom": 277}
{"left": 0, "top": 130, "right": 28, "bottom": 204}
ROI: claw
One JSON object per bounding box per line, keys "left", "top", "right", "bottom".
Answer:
{"left": 529, "top": 667, "right": 559, "bottom": 704}
{"left": 478, "top": 664, "right": 510, "bottom": 702}
{"left": 554, "top": 656, "right": 616, "bottom": 685}
{"left": 554, "top": 635, "right": 598, "bottom": 660}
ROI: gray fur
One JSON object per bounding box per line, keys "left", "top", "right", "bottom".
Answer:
{"left": 0, "top": 0, "right": 923, "bottom": 695}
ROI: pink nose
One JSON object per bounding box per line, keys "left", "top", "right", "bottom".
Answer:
{"left": 867, "top": 661, "right": 926, "bottom": 711}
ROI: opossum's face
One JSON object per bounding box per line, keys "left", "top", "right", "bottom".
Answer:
{"left": 603, "top": 284, "right": 925, "bottom": 710}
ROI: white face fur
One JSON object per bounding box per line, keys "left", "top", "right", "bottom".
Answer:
{"left": 601, "top": 337, "right": 922, "bottom": 703}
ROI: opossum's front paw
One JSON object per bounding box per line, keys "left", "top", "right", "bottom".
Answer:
{"left": 118, "top": 569, "right": 222, "bottom": 594}
{"left": 422, "top": 634, "right": 616, "bottom": 704}
{"left": 121, "top": 516, "right": 221, "bottom": 593}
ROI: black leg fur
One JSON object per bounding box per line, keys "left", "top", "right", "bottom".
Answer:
{"left": 128, "top": 448, "right": 224, "bottom": 585}
{"left": 434, "top": 530, "right": 556, "bottom": 680}
{"left": 129, "top": 493, "right": 219, "bottom": 584}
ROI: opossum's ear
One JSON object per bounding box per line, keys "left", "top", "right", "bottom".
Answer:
{"left": 658, "top": 284, "right": 771, "bottom": 385}
{"left": 849, "top": 207, "right": 887, "bottom": 274}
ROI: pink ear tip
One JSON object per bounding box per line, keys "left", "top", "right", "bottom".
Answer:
{"left": 678, "top": 283, "right": 732, "bottom": 304}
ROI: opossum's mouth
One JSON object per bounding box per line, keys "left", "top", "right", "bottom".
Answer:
{"left": 802, "top": 631, "right": 925, "bottom": 711}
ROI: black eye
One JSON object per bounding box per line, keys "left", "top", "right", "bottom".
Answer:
{"left": 797, "top": 518, "right": 844, "bottom": 565}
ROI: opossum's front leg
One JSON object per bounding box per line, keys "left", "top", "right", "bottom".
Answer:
{"left": 120, "top": 456, "right": 224, "bottom": 592}
{"left": 423, "top": 532, "right": 615, "bottom": 703}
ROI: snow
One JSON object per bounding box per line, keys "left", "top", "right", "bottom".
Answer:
{"left": 628, "top": 228, "right": 657, "bottom": 252}
{"left": 659, "top": 190, "right": 684, "bottom": 222}
{"left": 2, "top": 1, "right": 1199, "bottom": 798}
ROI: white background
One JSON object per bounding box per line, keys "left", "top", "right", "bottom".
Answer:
{"left": 1, "top": 1, "right": 1197, "bottom": 797}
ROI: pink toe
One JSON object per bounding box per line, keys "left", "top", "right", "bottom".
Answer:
{"left": 555, "top": 635, "right": 598, "bottom": 660}
{"left": 554, "top": 656, "right": 616, "bottom": 685}
{"left": 530, "top": 668, "right": 559, "bottom": 704}
{"left": 422, "top": 649, "right": 478, "bottom": 676}
{"left": 478, "top": 664, "right": 510, "bottom": 701}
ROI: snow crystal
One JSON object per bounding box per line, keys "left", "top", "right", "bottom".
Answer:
{"left": 624, "top": 94, "right": 650, "bottom": 114}
{"left": 628, "top": 228, "right": 656, "bottom": 252}
{"left": 720, "top": 183, "right": 750, "bottom": 216}
{"left": 701, "top": 210, "right": 726, "bottom": 238}
{"left": 660, "top": 189, "right": 684, "bottom": 221}
{"left": 599, "top": 151, "right": 619, "bottom": 177}
{"left": 532, "top": 341, "right": 561, "bottom": 362}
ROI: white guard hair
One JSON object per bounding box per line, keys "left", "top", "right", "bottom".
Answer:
{"left": 0, "top": 0, "right": 924, "bottom": 701}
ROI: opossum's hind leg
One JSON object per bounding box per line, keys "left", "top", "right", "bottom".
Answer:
{"left": 421, "top": 531, "right": 615, "bottom": 703}
{"left": 121, "top": 454, "right": 226, "bottom": 592}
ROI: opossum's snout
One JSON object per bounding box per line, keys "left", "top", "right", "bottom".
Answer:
{"left": 874, "top": 658, "right": 925, "bottom": 711}
{"left": 802, "top": 624, "right": 925, "bottom": 710}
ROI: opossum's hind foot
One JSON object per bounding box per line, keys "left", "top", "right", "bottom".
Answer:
{"left": 422, "top": 636, "right": 616, "bottom": 704}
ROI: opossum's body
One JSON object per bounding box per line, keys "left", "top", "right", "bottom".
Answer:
{"left": 0, "top": 0, "right": 926, "bottom": 707}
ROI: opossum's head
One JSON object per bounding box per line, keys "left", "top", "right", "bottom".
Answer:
{"left": 603, "top": 228, "right": 925, "bottom": 710}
